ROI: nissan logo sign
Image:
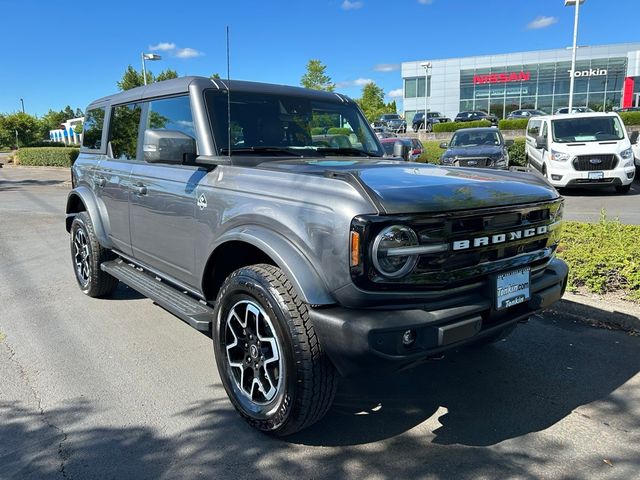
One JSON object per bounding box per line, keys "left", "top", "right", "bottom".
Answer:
{"left": 589, "top": 158, "right": 603, "bottom": 164}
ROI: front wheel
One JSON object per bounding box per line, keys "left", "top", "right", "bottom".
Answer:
{"left": 615, "top": 184, "right": 631, "bottom": 194}
{"left": 213, "top": 264, "right": 337, "bottom": 436}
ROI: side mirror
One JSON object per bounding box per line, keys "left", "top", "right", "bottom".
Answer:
{"left": 439, "top": 142, "right": 448, "bottom": 149}
{"left": 505, "top": 139, "right": 514, "bottom": 147}
{"left": 629, "top": 131, "right": 639, "bottom": 145}
{"left": 393, "top": 141, "right": 410, "bottom": 161}
{"left": 535, "top": 135, "right": 547, "bottom": 150}
{"left": 143, "top": 129, "right": 196, "bottom": 164}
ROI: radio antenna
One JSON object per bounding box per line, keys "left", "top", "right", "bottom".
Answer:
{"left": 226, "top": 25, "right": 231, "bottom": 161}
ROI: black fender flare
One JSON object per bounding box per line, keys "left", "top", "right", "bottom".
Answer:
{"left": 65, "top": 186, "right": 112, "bottom": 248}
{"left": 204, "top": 226, "right": 335, "bottom": 306}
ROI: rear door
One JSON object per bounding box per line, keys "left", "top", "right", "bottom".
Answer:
{"left": 94, "top": 102, "right": 143, "bottom": 256}
{"left": 128, "top": 95, "right": 203, "bottom": 286}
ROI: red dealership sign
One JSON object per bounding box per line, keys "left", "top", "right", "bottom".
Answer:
{"left": 473, "top": 71, "right": 531, "bottom": 85}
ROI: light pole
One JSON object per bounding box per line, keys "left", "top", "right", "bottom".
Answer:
{"left": 420, "top": 62, "right": 432, "bottom": 131}
{"left": 20, "top": 98, "right": 25, "bottom": 113}
{"left": 565, "top": 0, "right": 585, "bottom": 112}
{"left": 141, "top": 53, "right": 162, "bottom": 85}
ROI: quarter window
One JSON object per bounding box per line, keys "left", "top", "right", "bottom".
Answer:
{"left": 109, "top": 103, "right": 142, "bottom": 160}
{"left": 82, "top": 107, "right": 105, "bottom": 150}
{"left": 147, "top": 96, "right": 196, "bottom": 139}
{"left": 527, "top": 120, "right": 541, "bottom": 138}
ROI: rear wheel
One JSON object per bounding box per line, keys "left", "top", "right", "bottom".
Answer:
{"left": 70, "top": 211, "right": 118, "bottom": 297}
{"left": 425, "top": 122, "right": 432, "bottom": 133}
{"left": 615, "top": 184, "right": 631, "bottom": 194}
{"left": 213, "top": 264, "right": 337, "bottom": 436}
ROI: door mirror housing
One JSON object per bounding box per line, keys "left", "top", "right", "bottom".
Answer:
{"left": 393, "top": 141, "right": 410, "bottom": 161}
{"left": 535, "top": 135, "right": 547, "bottom": 150}
{"left": 439, "top": 142, "right": 448, "bottom": 149}
{"left": 629, "top": 130, "right": 639, "bottom": 145}
{"left": 505, "top": 139, "right": 514, "bottom": 147}
{"left": 143, "top": 129, "right": 196, "bottom": 164}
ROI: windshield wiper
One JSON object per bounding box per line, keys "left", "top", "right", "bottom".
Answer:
{"left": 219, "top": 146, "right": 304, "bottom": 156}
{"left": 315, "top": 147, "right": 380, "bottom": 157}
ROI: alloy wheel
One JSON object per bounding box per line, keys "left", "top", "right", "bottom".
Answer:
{"left": 73, "top": 228, "right": 91, "bottom": 285}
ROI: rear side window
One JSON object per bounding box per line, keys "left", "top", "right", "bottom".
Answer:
{"left": 109, "top": 103, "right": 143, "bottom": 160}
{"left": 527, "top": 120, "right": 541, "bottom": 138}
{"left": 147, "top": 96, "right": 195, "bottom": 139}
{"left": 82, "top": 107, "right": 105, "bottom": 150}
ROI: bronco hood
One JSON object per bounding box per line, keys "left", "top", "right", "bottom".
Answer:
{"left": 259, "top": 159, "right": 559, "bottom": 214}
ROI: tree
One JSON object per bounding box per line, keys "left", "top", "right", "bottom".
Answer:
{"left": 210, "top": 73, "right": 221, "bottom": 79}
{"left": 155, "top": 69, "right": 179, "bottom": 82}
{"left": 300, "top": 59, "right": 335, "bottom": 91}
{"left": 117, "top": 65, "right": 151, "bottom": 91}
{"left": 356, "top": 81, "right": 388, "bottom": 123}
{"left": 0, "top": 112, "right": 41, "bottom": 148}
{"left": 386, "top": 100, "right": 397, "bottom": 114}
{"left": 62, "top": 105, "right": 76, "bottom": 120}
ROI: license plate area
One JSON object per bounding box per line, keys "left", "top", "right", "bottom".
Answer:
{"left": 588, "top": 171, "right": 604, "bottom": 180}
{"left": 494, "top": 267, "right": 530, "bottom": 310}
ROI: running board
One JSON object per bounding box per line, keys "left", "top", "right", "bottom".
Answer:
{"left": 101, "top": 259, "right": 213, "bottom": 331}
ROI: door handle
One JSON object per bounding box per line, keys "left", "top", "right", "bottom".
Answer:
{"left": 96, "top": 177, "right": 106, "bottom": 188}
{"left": 133, "top": 183, "right": 147, "bottom": 196}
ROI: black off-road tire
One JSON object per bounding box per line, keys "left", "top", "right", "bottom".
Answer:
{"left": 212, "top": 264, "right": 337, "bottom": 436}
{"left": 70, "top": 211, "right": 119, "bottom": 297}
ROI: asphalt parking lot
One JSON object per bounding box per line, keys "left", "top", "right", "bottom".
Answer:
{"left": 1, "top": 166, "right": 639, "bottom": 479}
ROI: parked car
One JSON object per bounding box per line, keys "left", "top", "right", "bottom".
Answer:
{"left": 627, "top": 131, "right": 640, "bottom": 175}
{"left": 507, "top": 109, "right": 546, "bottom": 119}
{"left": 380, "top": 137, "right": 421, "bottom": 161}
{"left": 439, "top": 127, "right": 512, "bottom": 169}
{"left": 412, "top": 112, "right": 451, "bottom": 132}
{"left": 554, "top": 107, "right": 594, "bottom": 115}
{"left": 374, "top": 113, "right": 402, "bottom": 127}
{"left": 525, "top": 112, "right": 635, "bottom": 193}
{"left": 372, "top": 126, "right": 396, "bottom": 139}
{"left": 66, "top": 76, "right": 568, "bottom": 436}
{"left": 454, "top": 111, "right": 499, "bottom": 126}
{"left": 386, "top": 117, "right": 407, "bottom": 133}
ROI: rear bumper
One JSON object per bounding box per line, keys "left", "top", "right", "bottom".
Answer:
{"left": 309, "top": 258, "right": 568, "bottom": 377}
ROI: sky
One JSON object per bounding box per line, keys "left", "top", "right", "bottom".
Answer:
{"left": 1, "top": 0, "right": 638, "bottom": 117}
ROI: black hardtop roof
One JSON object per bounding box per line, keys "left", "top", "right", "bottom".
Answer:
{"left": 86, "top": 76, "right": 352, "bottom": 110}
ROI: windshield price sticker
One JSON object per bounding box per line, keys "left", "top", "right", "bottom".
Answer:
{"left": 496, "top": 268, "right": 530, "bottom": 310}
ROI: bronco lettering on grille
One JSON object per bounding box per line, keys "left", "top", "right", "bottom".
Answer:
{"left": 452, "top": 225, "right": 548, "bottom": 251}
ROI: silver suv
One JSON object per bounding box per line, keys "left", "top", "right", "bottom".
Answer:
{"left": 66, "top": 77, "right": 568, "bottom": 435}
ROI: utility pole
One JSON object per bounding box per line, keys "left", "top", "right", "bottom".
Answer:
{"left": 20, "top": 98, "right": 25, "bottom": 113}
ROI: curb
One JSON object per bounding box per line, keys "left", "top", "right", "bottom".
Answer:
{"left": 547, "top": 292, "right": 640, "bottom": 332}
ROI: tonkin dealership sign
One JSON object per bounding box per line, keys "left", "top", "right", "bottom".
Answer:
{"left": 473, "top": 71, "right": 531, "bottom": 85}
{"left": 568, "top": 68, "right": 608, "bottom": 77}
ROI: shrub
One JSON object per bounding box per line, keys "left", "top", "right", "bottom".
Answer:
{"left": 417, "top": 141, "right": 444, "bottom": 164}
{"left": 507, "top": 138, "right": 526, "bottom": 167}
{"left": 327, "top": 127, "right": 351, "bottom": 135}
{"left": 26, "top": 141, "right": 69, "bottom": 148}
{"left": 310, "top": 127, "right": 324, "bottom": 136}
{"left": 498, "top": 119, "right": 528, "bottom": 130}
{"left": 16, "top": 147, "right": 79, "bottom": 167}
{"left": 557, "top": 214, "right": 640, "bottom": 302}
{"left": 618, "top": 111, "right": 640, "bottom": 126}
{"left": 433, "top": 120, "right": 491, "bottom": 132}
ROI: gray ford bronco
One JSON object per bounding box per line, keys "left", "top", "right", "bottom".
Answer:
{"left": 66, "top": 76, "right": 568, "bottom": 436}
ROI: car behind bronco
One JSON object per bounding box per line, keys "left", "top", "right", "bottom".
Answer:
{"left": 67, "top": 76, "right": 568, "bottom": 436}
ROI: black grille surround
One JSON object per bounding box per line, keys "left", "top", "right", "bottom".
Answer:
{"left": 454, "top": 157, "right": 490, "bottom": 167}
{"left": 350, "top": 200, "right": 563, "bottom": 293}
{"left": 573, "top": 154, "right": 618, "bottom": 171}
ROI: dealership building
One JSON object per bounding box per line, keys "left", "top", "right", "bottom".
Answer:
{"left": 401, "top": 42, "right": 640, "bottom": 122}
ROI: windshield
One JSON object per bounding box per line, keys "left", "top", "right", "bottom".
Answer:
{"left": 450, "top": 130, "right": 501, "bottom": 147}
{"left": 205, "top": 90, "right": 383, "bottom": 157}
{"left": 551, "top": 116, "right": 625, "bottom": 143}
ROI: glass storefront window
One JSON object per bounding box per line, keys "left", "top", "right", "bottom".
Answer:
{"left": 405, "top": 79, "right": 416, "bottom": 98}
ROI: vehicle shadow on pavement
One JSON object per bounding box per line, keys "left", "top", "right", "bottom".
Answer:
{"left": 290, "top": 311, "right": 640, "bottom": 448}
{"left": 559, "top": 185, "right": 639, "bottom": 197}
{"left": 0, "top": 179, "right": 68, "bottom": 191}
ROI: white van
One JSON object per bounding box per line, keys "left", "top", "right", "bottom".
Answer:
{"left": 525, "top": 112, "right": 636, "bottom": 193}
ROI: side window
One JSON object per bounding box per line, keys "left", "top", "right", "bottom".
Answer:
{"left": 82, "top": 107, "right": 105, "bottom": 150}
{"left": 527, "top": 120, "right": 540, "bottom": 138}
{"left": 147, "top": 96, "right": 195, "bottom": 138}
{"left": 541, "top": 122, "right": 548, "bottom": 139}
{"left": 109, "top": 103, "right": 142, "bottom": 160}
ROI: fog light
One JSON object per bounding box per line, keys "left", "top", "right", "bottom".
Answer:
{"left": 551, "top": 174, "right": 563, "bottom": 181}
{"left": 627, "top": 172, "right": 635, "bottom": 179}
{"left": 402, "top": 329, "right": 416, "bottom": 347}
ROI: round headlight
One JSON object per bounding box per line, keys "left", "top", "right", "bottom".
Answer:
{"left": 372, "top": 225, "right": 419, "bottom": 278}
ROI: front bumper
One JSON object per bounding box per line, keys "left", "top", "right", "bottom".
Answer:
{"left": 309, "top": 258, "right": 568, "bottom": 377}
{"left": 547, "top": 163, "right": 635, "bottom": 188}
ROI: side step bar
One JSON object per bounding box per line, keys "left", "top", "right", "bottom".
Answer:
{"left": 101, "top": 259, "right": 213, "bottom": 331}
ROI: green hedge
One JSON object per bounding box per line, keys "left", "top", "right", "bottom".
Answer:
{"left": 618, "top": 111, "right": 640, "bottom": 126}
{"left": 326, "top": 127, "right": 351, "bottom": 135}
{"left": 507, "top": 138, "right": 526, "bottom": 167}
{"left": 26, "top": 141, "right": 68, "bottom": 148}
{"left": 417, "top": 141, "right": 444, "bottom": 164}
{"left": 498, "top": 119, "right": 528, "bottom": 130}
{"left": 433, "top": 120, "right": 491, "bottom": 132}
{"left": 557, "top": 215, "right": 640, "bottom": 302}
{"left": 16, "top": 147, "right": 79, "bottom": 167}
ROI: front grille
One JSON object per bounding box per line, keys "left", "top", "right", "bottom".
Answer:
{"left": 455, "top": 157, "right": 489, "bottom": 167}
{"left": 573, "top": 154, "right": 617, "bottom": 171}
{"left": 351, "top": 200, "right": 563, "bottom": 292}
